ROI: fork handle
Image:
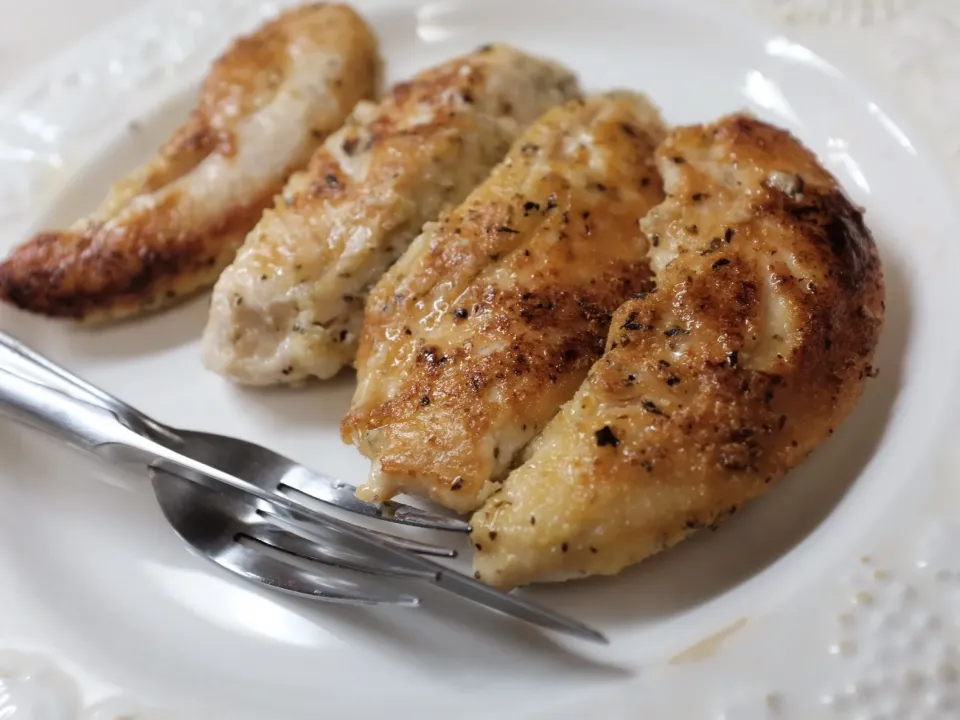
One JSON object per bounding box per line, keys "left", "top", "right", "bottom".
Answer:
{"left": 0, "top": 367, "right": 266, "bottom": 491}
{"left": 0, "top": 331, "right": 179, "bottom": 443}
{"left": 0, "top": 366, "right": 323, "bottom": 509}
{"left": 0, "top": 366, "right": 144, "bottom": 453}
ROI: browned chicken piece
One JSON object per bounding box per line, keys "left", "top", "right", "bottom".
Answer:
{"left": 0, "top": 3, "right": 379, "bottom": 321}
{"left": 341, "top": 92, "right": 667, "bottom": 514}
{"left": 202, "top": 44, "right": 580, "bottom": 385}
{"left": 472, "top": 114, "right": 885, "bottom": 589}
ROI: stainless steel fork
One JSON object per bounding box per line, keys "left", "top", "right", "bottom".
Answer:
{"left": 0, "top": 331, "right": 467, "bottom": 541}
{"left": 0, "top": 332, "right": 607, "bottom": 643}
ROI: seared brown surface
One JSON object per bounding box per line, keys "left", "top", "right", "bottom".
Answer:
{"left": 472, "top": 114, "right": 885, "bottom": 588}
{"left": 342, "top": 92, "right": 667, "bottom": 514}
{"left": 202, "top": 43, "right": 580, "bottom": 385}
{"left": 0, "top": 3, "right": 378, "bottom": 321}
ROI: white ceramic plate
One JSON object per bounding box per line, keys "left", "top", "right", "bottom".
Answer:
{"left": 3, "top": 1, "right": 960, "bottom": 718}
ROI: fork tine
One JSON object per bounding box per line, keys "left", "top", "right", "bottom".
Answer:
{"left": 223, "top": 539, "right": 422, "bottom": 606}
{"left": 273, "top": 509, "right": 609, "bottom": 644}
{"left": 159, "top": 463, "right": 605, "bottom": 642}
{"left": 429, "top": 570, "right": 608, "bottom": 644}
{"left": 150, "top": 466, "right": 422, "bottom": 606}
{"left": 249, "top": 518, "right": 440, "bottom": 581}
{"left": 261, "top": 497, "right": 458, "bottom": 558}
{"left": 279, "top": 470, "right": 472, "bottom": 533}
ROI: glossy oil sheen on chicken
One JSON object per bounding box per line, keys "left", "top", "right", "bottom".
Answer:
{"left": 471, "top": 114, "right": 885, "bottom": 588}
{"left": 0, "top": 3, "right": 378, "bottom": 322}
{"left": 201, "top": 44, "right": 580, "bottom": 385}
{"left": 341, "top": 92, "right": 667, "bottom": 514}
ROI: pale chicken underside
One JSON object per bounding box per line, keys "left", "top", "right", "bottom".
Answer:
{"left": 341, "top": 92, "right": 668, "bottom": 515}
{"left": 471, "top": 114, "right": 885, "bottom": 589}
{"left": 202, "top": 43, "right": 581, "bottom": 386}
{"left": 0, "top": 3, "right": 378, "bottom": 322}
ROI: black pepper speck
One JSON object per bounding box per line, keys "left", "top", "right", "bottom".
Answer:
{"left": 622, "top": 312, "right": 652, "bottom": 331}
{"left": 642, "top": 400, "right": 665, "bottom": 416}
{"left": 595, "top": 426, "right": 620, "bottom": 447}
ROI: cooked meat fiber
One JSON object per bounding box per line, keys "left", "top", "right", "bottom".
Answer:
{"left": 0, "top": 3, "right": 378, "bottom": 321}
{"left": 472, "top": 114, "right": 885, "bottom": 589}
{"left": 341, "top": 92, "right": 667, "bottom": 514}
{"left": 202, "top": 44, "right": 580, "bottom": 385}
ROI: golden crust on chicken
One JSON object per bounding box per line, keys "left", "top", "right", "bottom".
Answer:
{"left": 0, "top": 3, "right": 379, "bottom": 321}
{"left": 471, "top": 114, "right": 885, "bottom": 588}
{"left": 201, "top": 43, "right": 580, "bottom": 385}
{"left": 341, "top": 92, "right": 667, "bottom": 514}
